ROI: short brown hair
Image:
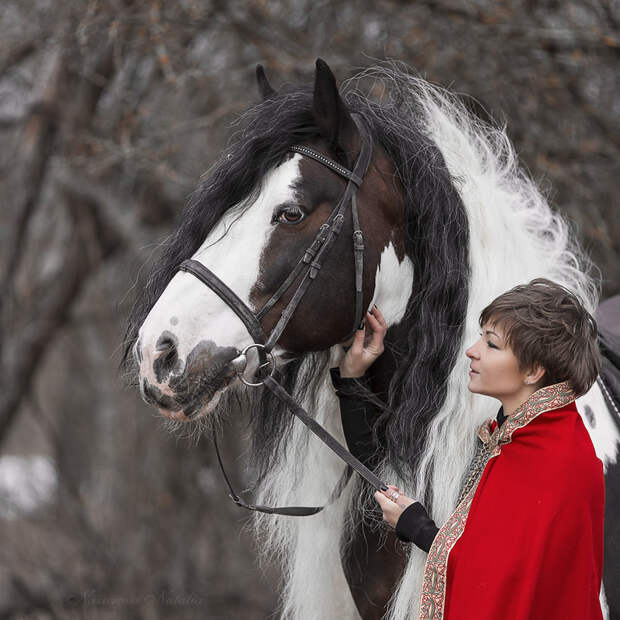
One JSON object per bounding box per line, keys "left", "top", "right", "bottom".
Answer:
{"left": 479, "top": 278, "right": 600, "bottom": 397}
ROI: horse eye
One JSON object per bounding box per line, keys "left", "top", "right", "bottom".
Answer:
{"left": 275, "top": 207, "right": 305, "bottom": 224}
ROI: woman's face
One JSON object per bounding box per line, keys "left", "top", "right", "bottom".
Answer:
{"left": 465, "top": 322, "right": 531, "bottom": 399}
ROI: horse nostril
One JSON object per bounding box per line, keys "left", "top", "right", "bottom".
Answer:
{"left": 154, "top": 331, "right": 180, "bottom": 383}
{"left": 156, "top": 333, "right": 176, "bottom": 353}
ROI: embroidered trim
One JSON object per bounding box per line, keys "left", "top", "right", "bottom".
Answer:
{"left": 418, "top": 381, "right": 575, "bottom": 620}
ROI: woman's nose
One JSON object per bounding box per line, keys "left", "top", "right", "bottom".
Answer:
{"left": 466, "top": 344, "right": 478, "bottom": 359}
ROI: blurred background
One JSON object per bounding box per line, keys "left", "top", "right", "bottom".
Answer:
{"left": 1, "top": 0, "right": 619, "bottom": 617}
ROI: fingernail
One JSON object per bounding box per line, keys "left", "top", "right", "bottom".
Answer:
{"left": 380, "top": 484, "right": 388, "bottom": 491}
{"left": 374, "top": 304, "right": 379, "bottom": 310}
{"left": 358, "top": 321, "right": 365, "bottom": 330}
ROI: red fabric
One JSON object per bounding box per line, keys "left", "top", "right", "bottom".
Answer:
{"left": 444, "top": 401, "right": 604, "bottom": 620}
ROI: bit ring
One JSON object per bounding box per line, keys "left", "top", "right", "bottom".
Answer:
{"left": 235, "top": 343, "right": 276, "bottom": 387}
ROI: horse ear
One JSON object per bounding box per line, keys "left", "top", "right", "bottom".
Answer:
{"left": 256, "top": 64, "right": 276, "bottom": 100}
{"left": 312, "top": 58, "right": 357, "bottom": 155}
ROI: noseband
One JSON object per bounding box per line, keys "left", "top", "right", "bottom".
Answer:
{"left": 177, "top": 114, "right": 388, "bottom": 516}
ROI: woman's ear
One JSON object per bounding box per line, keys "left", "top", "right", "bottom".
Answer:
{"left": 525, "top": 364, "right": 546, "bottom": 387}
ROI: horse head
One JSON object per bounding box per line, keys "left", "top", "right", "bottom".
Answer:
{"left": 131, "top": 59, "right": 410, "bottom": 423}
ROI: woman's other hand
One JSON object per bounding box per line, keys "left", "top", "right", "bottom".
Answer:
{"left": 374, "top": 485, "right": 416, "bottom": 528}
{"left": 339, "top": 305, "right": 387, "bottom": 378}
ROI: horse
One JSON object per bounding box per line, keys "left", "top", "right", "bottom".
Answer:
{"left": 124, "top": 60, "right": 620, "bottom": 619}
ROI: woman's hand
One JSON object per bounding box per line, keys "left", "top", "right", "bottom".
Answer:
{"left": 374, "top": 485, "right": 416, "bottom": 528}
{"left": 339, "top": 305, "right": 387, "bottom": 378}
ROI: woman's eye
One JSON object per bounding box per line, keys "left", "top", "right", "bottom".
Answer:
{"left": 275, "top": 207, "right": 305, "bottom": 224}
{"left": 479, "top": 332, "right": 498, "bottom": 349}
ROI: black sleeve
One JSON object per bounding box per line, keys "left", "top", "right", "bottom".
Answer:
{"left": 329, "top": 367, "right": 382, "bottom": 469}
{"left": 395, "top": 502, "right": 439, "bottom": 553}
{"left": 330, "top": 367, "right": 439, "bottom": 553}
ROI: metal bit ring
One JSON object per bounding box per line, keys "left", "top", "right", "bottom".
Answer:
{"left": 234, "top": 343, "right": 276, "bottom": 387}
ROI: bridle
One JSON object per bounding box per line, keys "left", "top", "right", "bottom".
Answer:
{"left": 177, "top": 114, "right": 388, "bottom": 515}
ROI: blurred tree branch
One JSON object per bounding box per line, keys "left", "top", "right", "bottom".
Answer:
{"left": 0, "top": 25, "right": 119, "bottom": 445}
{"left": 0, "top": 41, "right": 66, "bottom": 304}
{"left": 0, "top": 39, "right": 37, "bottom": 79}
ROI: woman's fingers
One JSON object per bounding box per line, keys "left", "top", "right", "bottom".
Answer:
{"left": 374, "top": 490, "right": 404, "bottom": 528}
{"left": 366, "top": 308, "right": 387, "bottom": 333}
{"left": 381, "top": 484, "right": 402, "bottom": 500}
{"left": 339, "top": 306, "right": 388, "bottom": 377}
{"left": 350, "top": 322, "right": 365, "bottom": 355}
{"left": 371, "top": 305, "right": 388, "bottom": 328}
{"left": 364, "top": 311, "right": 386, "bottom": 352}
{"left": 374, "top": 491, "right": 390, "bottom": 509}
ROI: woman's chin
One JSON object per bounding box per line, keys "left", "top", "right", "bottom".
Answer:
{"left": 467, "top": 381, "right": 495, "bottom": 399}
{"left": 467, "top": 376, "right": 482, "bottom": 394}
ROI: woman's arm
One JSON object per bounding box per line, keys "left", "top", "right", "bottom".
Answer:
{"left": 333, "top": 306, "right": 439, "bottom": 553}
{"left": 330, "top": 304, "right": 387, "bottom": 467}
{"left": 374, "top": 489, "right": 439, "bottom": 553}
{"left": 394, "top": 502, "right": 439, "bottom": 552}
{"left": 330, "top": 366, "right": 382, "bottom": 468}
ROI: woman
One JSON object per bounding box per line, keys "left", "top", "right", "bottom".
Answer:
{"left": 331, "top": 278, "right": 604, "bottom": 619}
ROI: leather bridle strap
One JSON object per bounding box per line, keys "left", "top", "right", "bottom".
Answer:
{"left": 179, "top": 260, "right": 267, "bottom": 345}
{"left": 256, "top": 114, "right": 372, "bottom": 350}
{"left": 211, "top": 371, "right": 386, "bottom": 516}
{"left": 267, "top": 117, "right": 371, "bottom": 346}
{"left": 288, "top": 146, "right": 363, "bottom": 186}
{"left": 262, "top": 375, "right": 386, "bottom": 490}
{"left": 214, "top": 434, "right": 354, "bottom": 515}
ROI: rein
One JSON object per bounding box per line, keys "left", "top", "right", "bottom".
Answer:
{"left": 178, "top": 114, "right": 388, "bottom": 516}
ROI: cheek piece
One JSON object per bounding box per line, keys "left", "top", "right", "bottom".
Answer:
{"left": 176, "top": 115, "right": 391, "bottom": 516}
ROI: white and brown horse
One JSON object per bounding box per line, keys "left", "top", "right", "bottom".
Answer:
{"left": 125, "top": 60, "right": 620, "bottom": 619}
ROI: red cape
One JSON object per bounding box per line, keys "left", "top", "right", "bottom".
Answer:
{"left": 442, "top": 400, "right": 604, "bottom": 619}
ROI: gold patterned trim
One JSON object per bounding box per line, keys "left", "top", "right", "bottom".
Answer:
{"left": 417, "top": 381, "right": 576, "bottom": 620}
